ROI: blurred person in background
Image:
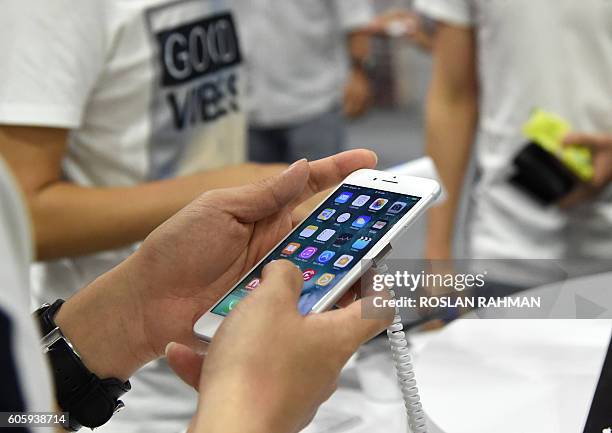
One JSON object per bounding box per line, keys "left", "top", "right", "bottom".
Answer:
{"left": 365, "top": 8, "right": 436, "bottom": 51}
{"left": 0, "top": 1, "right": 294, "bottom": 432}
{"left": 236, "top": 0, "right": 375, "bottom": 163}
{"left": 417, "top": 0, "right": 612, "bottom": 287}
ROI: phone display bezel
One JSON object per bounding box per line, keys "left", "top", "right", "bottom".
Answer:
{"left": 194, "top": 169, "right": 440, "bottom": 342}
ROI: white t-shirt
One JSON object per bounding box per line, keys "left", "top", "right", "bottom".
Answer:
{"left": 416, "top": 0, "right": 612, "bottom": 283}
{"left": 0, "top": 1, "right": 245, "bottom": 432}
{"left": 0, "top": 0, "right": 246, "bottom": 296}
{"left": 235, "top": 0, "right": 373, "bottom": 127}
{"left": 0, "top": 157, "right": 53, "bottom": 427}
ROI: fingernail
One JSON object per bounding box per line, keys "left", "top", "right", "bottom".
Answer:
{"left": 261, "top": 260, "right": 275, "bottom": 279}
{"left": 284, "top": 158, "right": 307, "bottom": 173}
{"left": 165, "top": 342, "right": 176, "bottom": 357}
{"left": 370, "top": 150, "right": 379, "bottom": 165}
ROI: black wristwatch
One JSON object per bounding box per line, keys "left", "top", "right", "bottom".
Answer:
{"left": 34, "top": 300, "right": 131, "bottom": 431}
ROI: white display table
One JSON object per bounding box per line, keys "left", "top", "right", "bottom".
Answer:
{"left": 305, "top": 272, "right": 612, "bottom": 433}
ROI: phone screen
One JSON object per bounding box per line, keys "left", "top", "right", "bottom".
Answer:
{"left": 212, "top": 184, "right": 421, "bottom": 316}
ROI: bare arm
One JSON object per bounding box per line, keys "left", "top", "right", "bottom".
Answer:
{"left": 343, "top": 30, "right": 372, "bottom": 118}
{"left": 424, "top": 24, "right": 479, "bottom": 260}
{"left": 348, "top": 30, "right": 370, "bottom": 63}
{"left": 0, "top": 126, "right": 286, "bottom": 260}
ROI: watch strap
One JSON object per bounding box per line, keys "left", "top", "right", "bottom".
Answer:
{"left": 35, "top": 300, "right": 131, "bottom": 431}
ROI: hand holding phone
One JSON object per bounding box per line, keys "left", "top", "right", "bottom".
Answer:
{"left": 74, "top": 151, "right": 377, "bottom": 371}
{"left": 195, "top": 169, "right": 440, "bottom": 341}
{"left": 177, "top": 259, "right": 393, "bottom": 433}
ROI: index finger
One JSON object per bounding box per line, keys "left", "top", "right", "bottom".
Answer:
{"left": 291, "top": 149, "right": 378, "bottom": 209}
{"left": 259, "top": 260, "right": 305, "bottom": 308}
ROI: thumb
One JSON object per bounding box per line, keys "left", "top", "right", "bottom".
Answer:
{"left": 258, "top": 260, "right": 305, "bottom": 309}
{"left": 166, "top": 342, "right": 205, "bottom": 391}
{"left": 205, "top": 159, "right": 310, "bottom": 223}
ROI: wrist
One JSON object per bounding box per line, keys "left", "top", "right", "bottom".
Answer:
{"left": 350, "top": 64, "right": 367, "bottom": 76}
{"left": 194, "top": 376, "right": 295, "bottom": 433}
{"left": 54, "top": 259, "right": 154, "bottom": 381}
{"left": 350, "top": 55, "right": 374, "bottom": 76}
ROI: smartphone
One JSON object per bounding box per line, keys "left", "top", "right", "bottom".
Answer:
{"left": 193, "top": 169, "right": 441, "bottom": 342}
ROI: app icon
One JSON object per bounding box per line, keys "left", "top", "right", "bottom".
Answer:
{"left": 227, "top": 298, "right": 240, "bottom": 312}
{"left": 351, "top": 195, "right": 371, "bottom": 207}
{"left": 333, "top": 233, "right": 353, "bottom": 247}
{"left": 334, "top": 254, "right": 354, "bottom": 268}
{"left": 372, "top": 220, "right": 388, "bottom": 230}
{"left": 302, "top": 269, "right": 317, "bottom": 281}
{"left": 336, "top": 212, "right": 351, "bottom": 223}
{"left": 316, "top": 229, "right": 336, "bottom": 242}
{"left": 316, "top": 273, "right": 336, "bottom": 286}
{"left": 316, "top": 250, "right": 336, "bottom": 263}
{"left": 335, "top": 192, "right": 353, "bottom": 204}
{"left": 317, "top": 208, "right": 336, "bottom": 221}
{"left": 282, "top": 242, "right": 301, "bottom": 255}
{"left": 245, "top": 278, "right": 260, "bottom": 290}
{"left": 369, "top": 198, "right": 389, "bottom": 211}
{"left": 352, "top": 215, "right": 371, "bottom": 229}
{"left": 219, "top": 296, "right": 242, "bottom": 314}
{"left": 389, "top": 201, "right": 408, "bottom": 214}
{"left": 298, "top": 246, "right": 318, "bottom": 259}
{"left": 299, "top": 225, "right": 318, "bottom": 238}
{"left": 352, "top": 236, "right": 372, "bottom": 250}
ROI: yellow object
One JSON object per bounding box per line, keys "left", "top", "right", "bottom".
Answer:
{"left": 522, "top": 109, "right": 594, "bottom": 182}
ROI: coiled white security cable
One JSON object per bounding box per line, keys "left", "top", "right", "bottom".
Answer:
{"left": 387, "top": 306, "right": 427, "bottom": 433}
{"left": 372, "top": 262, "right": 427, "bottom": 433}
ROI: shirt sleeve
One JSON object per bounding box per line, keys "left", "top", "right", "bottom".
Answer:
{"left": 333, "top": 0, "right": 375, "bottom": 32}
{"left": 414, "top": 0, "right": 475, "bottom": 27}
{"left": 0, "top": 0, "right": 108, "bottom": 129}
